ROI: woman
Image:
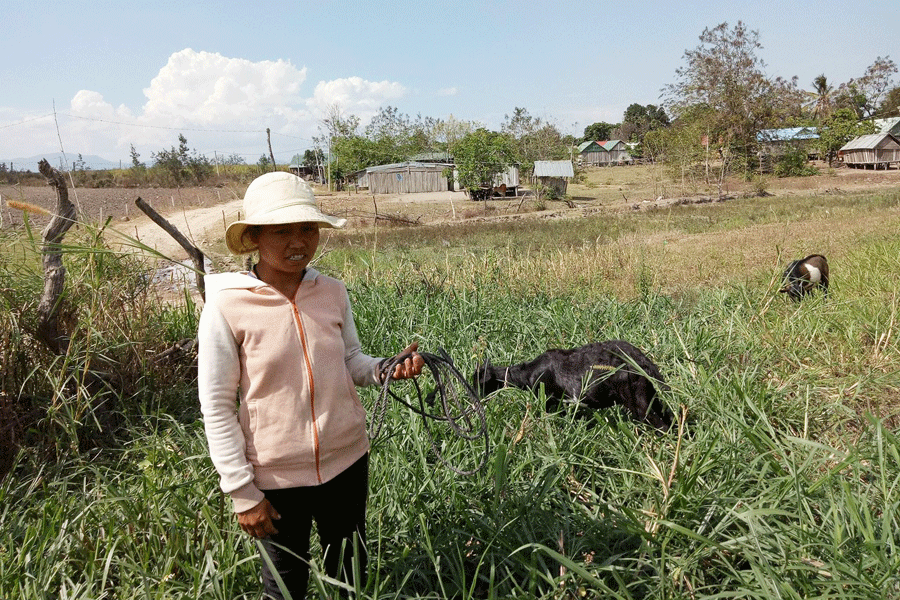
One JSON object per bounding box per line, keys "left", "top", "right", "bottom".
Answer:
{"left": 198, "top": 171, "right": 423, "bottom": 598}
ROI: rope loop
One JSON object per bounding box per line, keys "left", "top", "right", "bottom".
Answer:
{"left": 370, "top": 348, "right": 489, "bottom": 475}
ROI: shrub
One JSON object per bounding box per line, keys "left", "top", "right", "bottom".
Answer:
{"left": 775, "top": 148, "right": 819, "bottom": 177}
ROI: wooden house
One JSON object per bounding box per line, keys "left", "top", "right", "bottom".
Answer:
{"left": 577, "top": 141, "right": 605, "bottom": 166}
{"left": 599, "top": 140, "right": 633, "bottom": 165}
{"left": 839, "top": 133, "right": 900, "bottom": 169}
{"left": 532, "top": 160, "right": 574, "bottom": 195}
{"left": 576, "top": 140, "right": 632, "bottom": 166}
{"left": 357, "top": 161, "right": 453, "bottom": 194}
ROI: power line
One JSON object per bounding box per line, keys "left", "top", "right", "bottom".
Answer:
{"left": 0, "top": 113, "right": 56, "bottom": 129}
{"left": 59, "top": 112, "right": 265, "bottom": 134}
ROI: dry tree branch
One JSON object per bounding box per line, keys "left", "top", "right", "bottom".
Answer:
{"left": 134, "top": 197, "right": 206, "bottom": 301}
{"left": 36, "top": 159, "right": 78, "bottom": 354}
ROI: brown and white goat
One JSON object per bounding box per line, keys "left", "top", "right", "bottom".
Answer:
{"left": 780, "top": 254, "right": 829, "bottom": 301}
{"left": 473, "top": 340, "right": 673, "bottom": 431}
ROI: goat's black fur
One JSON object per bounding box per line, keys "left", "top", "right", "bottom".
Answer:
{"left": 473, "top": 340, "right": 673, "bottom": 431}
{"left": 780, "top": 254, "right": 829, "bottom": 301}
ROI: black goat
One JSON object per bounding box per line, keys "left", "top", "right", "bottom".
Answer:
{"left": 780, "top": 254, "right": 829, "bottom": 301}
{"left": 473, "top": 340, "right": 673, "bottom": 431}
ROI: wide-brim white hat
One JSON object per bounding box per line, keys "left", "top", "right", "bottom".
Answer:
{"left": 225, "top": 171, "right": 346, "bottom": 255}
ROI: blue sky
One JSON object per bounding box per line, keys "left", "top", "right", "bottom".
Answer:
{"left": 1, "top": 0, "right": 895, "bottom": 168}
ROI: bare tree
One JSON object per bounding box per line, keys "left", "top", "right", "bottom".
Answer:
{"left": 854, "top": 56, "right": 898, "bottom": 119}
{"left": 663, "top": 21, "right": 805, "bottom": 168}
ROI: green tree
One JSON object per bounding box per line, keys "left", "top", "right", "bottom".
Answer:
{"left": 811, "top": 74, "right": 834, "bottom": 122}
{"left": 663, "top": 21, "right": 805, "bottom": 172}
{"left": 451, "top": 128, "right": 516, "bottom": 194}
{"left": 653, "top": 104, "right": 713, "bottom": 193}
{"left": 150, "top": 134, "right": 212, "bottom": 185}
{"left": 581, "top": 122, "right": 616, "bottom": 142}
{"left": 127, "top": 145, "right": 146, "bottom": 184}
{"left": 129, "top": 145, "right": 145, "bottom": 171}
{"left": 433, "top": 114, "right": 478, "bottom": 159}
{"left": 314, "top": 104, "right": 361, "bottom": 190}
{"left": 620, "top": 104, "right": 670, "bottom": 142}
{"left": 365, "top": 106, "right": 406, "bottom": 162}
{"left": 501, "top": 107, "right": 568, "bottom": 171}
{"left": 817, "top": 107, "right": 876, "bottom": 165}
{"left": 302, "top": 149, "right": 324, "bottom": 169}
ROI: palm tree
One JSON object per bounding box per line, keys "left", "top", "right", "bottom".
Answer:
{"left": 812, "top": 74, "right": 833, "bottom": 122}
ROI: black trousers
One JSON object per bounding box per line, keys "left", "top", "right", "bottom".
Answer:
{"left": 259, "top": 453, "right": 369, "bottom": 599}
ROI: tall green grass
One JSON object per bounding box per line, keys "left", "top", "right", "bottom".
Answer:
{"left": 1, "top": 191, "right": 899, "bottom": 598}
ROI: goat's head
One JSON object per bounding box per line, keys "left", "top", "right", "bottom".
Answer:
{"left": 472, "top": 360, "right": 505, "bottom": 398}
{"left": 779, "top": 255, "right": 828, "bottom": 301}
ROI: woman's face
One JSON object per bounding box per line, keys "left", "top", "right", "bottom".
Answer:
{"left": 254, "top": 222, "right": 320, "bottom": 278}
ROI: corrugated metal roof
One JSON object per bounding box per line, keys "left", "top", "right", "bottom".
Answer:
{"left": 364, "top": 161, "right": 452, "bottom": 173}
{"left": 577, "top": 141, "right": 598, "bottom": 153}
{"left": 756, "top": 127, "right": 819, "bottom": 142}
{"left": 874, "top": 117, "right": 900, "bottom": 134}
{"left": 600, "top": 139, "right": 625, "bottom": 150}
{"left": 409, "top": 151, "right": 454, "bottom": 162}
{"left": 840, "top": 133, "right": 900, "bottom": 151}
{"left": 533, "top": 160, "right": 574, "bottom": 178}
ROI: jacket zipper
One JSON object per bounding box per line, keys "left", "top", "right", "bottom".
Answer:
{"left": 291, "top": 300, "right": 322, "bottom": 483}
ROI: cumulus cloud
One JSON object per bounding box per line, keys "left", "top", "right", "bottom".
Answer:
{"left": 1, "top": 49, "right": 410, "bottom": 161}
{"left": 308, "top": 77, "right": 407, "bottom": 122}
{"left": 437, "top": 87, "right": 458, "bottom": 96}
{"left": 141, "top": 49, "right": 308, "bottom": 125}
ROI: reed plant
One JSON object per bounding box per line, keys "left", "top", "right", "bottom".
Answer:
{"left": 1, "top": 189, "right": 898, "bottom": 598}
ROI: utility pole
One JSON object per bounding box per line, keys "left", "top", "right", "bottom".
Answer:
{"left": 266, "top": 128, "right": 277, "bottom": 171}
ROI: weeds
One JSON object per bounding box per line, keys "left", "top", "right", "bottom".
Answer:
{"left": 2, "top": 189, "right": 899, "bottom": 598}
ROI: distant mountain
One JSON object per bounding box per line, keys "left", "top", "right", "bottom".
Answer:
{"left": 0, "top": 152, "right": 123, "bottom": 172}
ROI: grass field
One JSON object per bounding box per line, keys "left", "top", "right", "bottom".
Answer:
{"left": 1, "top": 170, "right": 899, "bottom": 598}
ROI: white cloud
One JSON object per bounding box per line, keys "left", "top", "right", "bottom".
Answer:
{"left": 437, "top": 87, "right": 458, "bottom": 97}
{"left": 141, "top": 49, "right": 308, "bottom": 124}
{"left": 308, "top": 76, "right": 407, "bottom": 122}
{"left": 1, "top": 49, "right": 411, "bottom": 161}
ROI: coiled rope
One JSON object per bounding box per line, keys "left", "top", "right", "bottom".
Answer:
{"left": 369, "top": 348, "right": 489, "bottom": 475}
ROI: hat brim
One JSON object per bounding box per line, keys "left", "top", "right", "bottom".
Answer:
{"left": 225, "top": 205, "right": 346, "bottom": 255}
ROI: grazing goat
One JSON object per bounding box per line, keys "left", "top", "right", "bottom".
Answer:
{"left": 780, "top": 254, "right": 829, "bottom": 301}
{"left": 473, "top": 340, "right": 673, "bottom": 431}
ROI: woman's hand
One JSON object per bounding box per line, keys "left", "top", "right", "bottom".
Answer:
{"left": 236, "top": 498, "right": 281, "bottom": 539}
{"left": 387, "top": 342, "right": 425, "bottom": 380}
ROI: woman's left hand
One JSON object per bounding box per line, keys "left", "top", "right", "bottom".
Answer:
{"left": 388, "top": 342, "right": 425, "bottom": 380}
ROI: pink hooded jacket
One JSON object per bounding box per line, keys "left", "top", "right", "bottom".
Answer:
{"left": 198, "top": 268, "right": 382, "bottom": 513}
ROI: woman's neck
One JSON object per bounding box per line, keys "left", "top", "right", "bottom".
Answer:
{"left": 253, "top": 264, "right": 306, "bottom": 298}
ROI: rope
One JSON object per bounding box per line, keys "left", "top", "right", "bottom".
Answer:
{"left": 369, "top": 348, "right": 489, "bottom": 475}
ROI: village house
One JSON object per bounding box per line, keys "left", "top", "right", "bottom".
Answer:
{"left": 756, "top": 127, "right": 820, "bottom": 161}
{"left": 532, "top": 160, "right": 574, "bottom": 196}
{"left": 577, "top": 140, "right": 632, "bottom": 166}
{"left": 839, "top": 133, "right": 900, "bottom": 169}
